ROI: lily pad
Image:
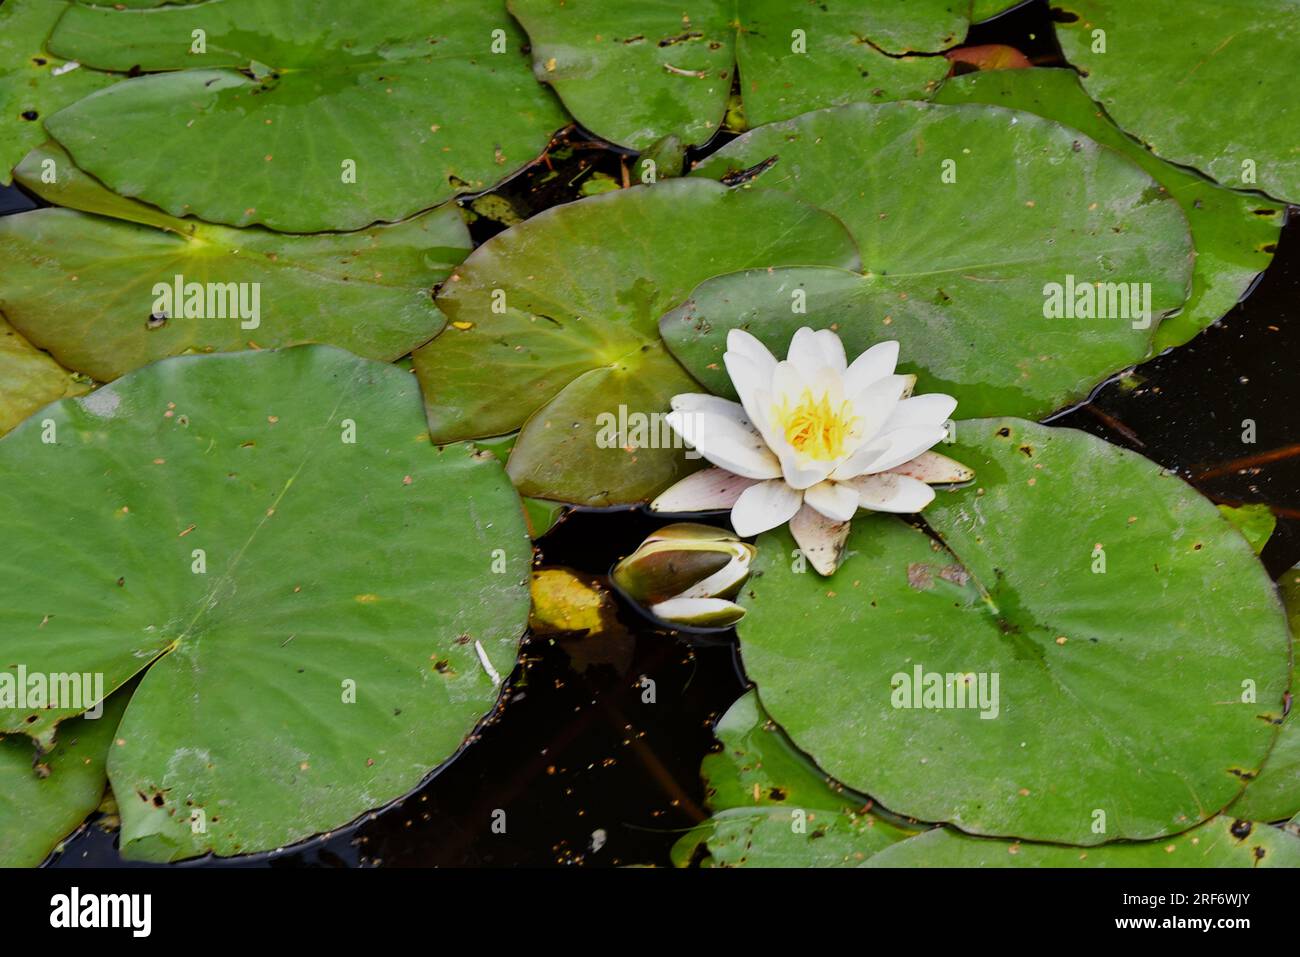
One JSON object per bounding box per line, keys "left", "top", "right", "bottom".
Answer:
{"left": 0, "top": 312, "right": 88, "bottom": 435}
{"left": 1054, "top": 0, "right": 1300, "bottom": 204}
{"left": 413, "top": 178, "right": 860, "bottom": 505}
{"left": 668, "top": 101, "right": 1194, "bottom": 418}
{"left": 732, "top": 0, "right": 955, "bottom": 129}
{"left": 0, "top": 142, "right": 471, "bottom": 382}
{"left": 864, "top": 816, "right": 1300, "bottom": 867}
{"left": 0, "top": 346, "right": 531, "bottom": 860}
{"left": 73, "top": 0, "right": 195, "bottom": 6}
{"left": 522, "top": 499, "right": 567, "bottom": 538}
{"left": 1231, "top": 563, "right": 1300, "bottom": 822}
{"left": 1217, "top": 502, "right": 1277, "bottom": 556}
{"left": 43, "top": 0, "right": 567, "bottom": 231}
{"left": 508, "top": 0, "right": 959, "bottom": 150}
{"left": 509, "top": 0, "right": 736, "bottom": 151}
{"left": 933, "top": 68, "right": 1284, "bottom": 350}
{"left": 971, "top": 1, "right": 1024, "bottom": 22}
{"left": 473, "top": 431, "right": 568, "bottom": 537}
{"left": 0, "top": 687, "right": 128, "bottom": 867}
{"left": 0, "top": 0, "right": 115, "bottom": 185}
{"left": 672, "top": 690, "right": 919, "bottom": 867}
{"left": 738, "top": 419, "right": 1290, "bottom": 844}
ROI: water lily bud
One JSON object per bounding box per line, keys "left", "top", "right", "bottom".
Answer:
{"left": 611, "top": 523, "right": 756, "bottom": 627}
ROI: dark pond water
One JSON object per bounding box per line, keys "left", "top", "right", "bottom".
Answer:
{"left": 8, "top": 0, "right": 1297, "bottom": 867}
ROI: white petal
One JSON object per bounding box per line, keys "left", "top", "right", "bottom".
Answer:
{"left": 843, "top": 473, "right": 936, "bottom": 513}
{"left": 786, "top": 327, "right": 824, "bottom": 376}
{"left": 812, "top": 328, "right": 847, "bottom": 372}
{"left": 887, "top": 450, "right": 974, "bottom": 484}
{"left": 665, "top": 409, "right": 781, "bottom": 480}
{"left": 724, "top": 330, "right": 779, "bottom": 422}
{"left": 853, "top": 373, "right": 913, "bottom": 404}
{"left": 670, "top": 392, "right": 748, "bottom": 421}
{"left": 789, "top": 504, "right": 852, "bottom": 576}
{"left": 723, "top": 352, "right": 770, "bottom": 424}
{"left": 787, "top": 327, "right": 846, "bottom": 377}
{"left": 847, "top": 374, "right": 911, "bottom": 446}
{"left": 829, "top": 442, "right": 886, "bottom": 480}
{"left": 648, "top": 597, "right": 746, "bottom": 627}
{"left": 730, "top": 479, "right": 803, "bottom": 537}
{"left": 803, "top": 480, "right": 859, "bottom": 523}
{"left": 857, "top": 425, "right": 948, "bottom": 475}
{"left": 669, "top": 393, "right": 772, "bottom": 457}
{"left": 776, "top": 444, "right": 835, "bottom": 490}
{"left": 843, "top": 340, "right": 899, "bottom": 395}
{"left": 743, "top": 385, "right": 784, "bottom": 453}
{"left": 769, "top": 358, "right": 815, "bottom": 406}
{"left": 885, "top": 394, "right": 957, "bottom": 430}
{"left": 726, "top": 327, "right": 778, "bottom": 375}
{"left": 650, "top": 468, "right": 760, "bottom": 512}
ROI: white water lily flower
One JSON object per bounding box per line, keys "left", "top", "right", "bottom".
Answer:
{"left": 651, "top": 327, "right": 973, "bottom": 575}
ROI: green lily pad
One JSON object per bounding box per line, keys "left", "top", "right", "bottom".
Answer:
{"left": 933, "top": 68, "right": 1283, "bottom": 351}
{"left": 864, "top": 816, "right": 1300, "bottom": 867}
{"left": 818, "top": 0, "right": 967, "bottom": 53}
{"left": 509, "top": 0, "right": 735, "bottom": 151}
{"left": 519, "top": 498, "right": 566, "bottom": 538}
{"left": 413, "top": 178, "right": 860, "bottom": 505}
{"left": 668, "top": 101, "right": 1193, "bottom": 418}
{"left": 672, "top": 690, "right": 919, "bottom": 867}
{"left": 1217, "top": 502, "right": 1278, "bottom": 556}
{"left": 0, "top": 0, "right": 115, "bottom": 185}
{"left": 1231, "top": 564, "right": 1300, "bottom": 822}
{"left": 474, "top": 431, "right": 568, "bottom": 537}
{"left": 72, "top": 0, "right": 191, "bottom": 6}
{"left": 1054, "top": 0, "right": 1300, "bottom": 204}
{"left": 738, "top": 419, "right": 1290, "bottom": 844}
{"left": 508, "top": 0, "right": 959, "bottom": 150}
{"left": 43, "top": 0, "right": 567, "bottom": 231}
{"left": 0, "top": 142, "right": 471, "bottom": 382}
{"left": 733, "top": 0, "right": 955, "bottom": 129}
{"left": 0, "top": 686, "right": 128, "bottom": 867}
{"left": 971, "top": 1, "right": 1023, "bottom": 22}
{"left": 0, "top": 312, "right": 88, "bottom": 435}
{"left": 0, "top": 346, "right": 531, "bottom": 860}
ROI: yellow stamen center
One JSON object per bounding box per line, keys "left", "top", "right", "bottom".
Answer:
{"left": 772, "top": 389, "right": 858, "bottom": 461}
